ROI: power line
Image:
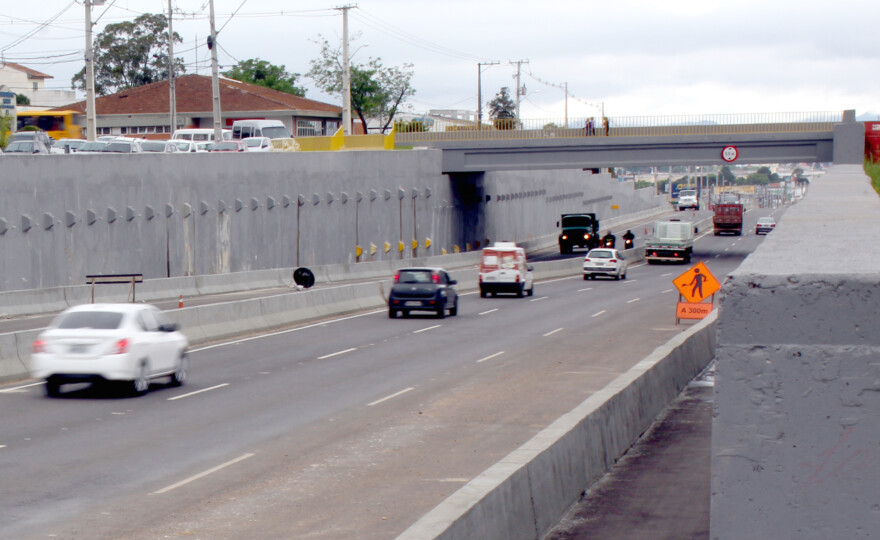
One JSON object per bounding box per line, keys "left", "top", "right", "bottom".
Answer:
{"left": 1, "top": 1, "right": 77, "bottom": 53}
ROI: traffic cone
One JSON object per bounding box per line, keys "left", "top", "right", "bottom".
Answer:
{"left": 178, "top": 294, "right": 183, "bottom": 309}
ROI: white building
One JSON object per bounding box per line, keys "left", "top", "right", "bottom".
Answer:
{"left": 0, "top": 62, "right": 77, "bottom": 109}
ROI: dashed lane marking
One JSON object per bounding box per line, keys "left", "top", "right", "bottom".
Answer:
{"left": 543, "top": 328, "right": 563, "bottom": 337}
{"left": 167, "top": 383, "right": 230, "bottom": 401}
{"left": 151, "top": 453, "right": 255, "bottom": 495}
{"left": 477, "top": 351, "right": 505, "bottom": 363}
{"left": 367, "top": 387, "right": 414, "bottom": 406}
{"left": 317, "top": 347, "right": 356, "bottom": 360}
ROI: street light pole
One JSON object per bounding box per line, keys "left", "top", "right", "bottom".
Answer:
{"left": 337, "top": 5, "right": 356, "bottom": 136}
{"left": 477, "top": 61, "right": 499, "bottom": 131}
{"left": 84, "top": 0, "right": 98, "bottom": 141}
{"left": 208, "top": 0, "right": 222, "bottom": 142}
{"left": 167, "top": 0, "right": 177, "bottom": 136}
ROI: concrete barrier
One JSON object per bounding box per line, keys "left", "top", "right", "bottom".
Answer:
{"left": 396, "top": 312, "right": 717, "bottom": 540}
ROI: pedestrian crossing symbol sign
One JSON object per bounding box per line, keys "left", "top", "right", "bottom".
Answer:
{"left": 673, "top": 262, "right": 720, "bottom": 303}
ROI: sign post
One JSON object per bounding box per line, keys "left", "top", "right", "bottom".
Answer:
{"left": 672, "top": 261, "right": 721, "bottom": 324}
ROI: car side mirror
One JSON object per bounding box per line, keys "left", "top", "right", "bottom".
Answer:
{"left": 694, "top": 226, "right": 699, "bottom": 234}
{"left": 159, "top": 323, "right": 180, "bottom": 332}
{"left": 527, "top": 265, "right": 534, "bottom": 271}
{"left": 448, "top": 279, "right": 457, "bottom": 285}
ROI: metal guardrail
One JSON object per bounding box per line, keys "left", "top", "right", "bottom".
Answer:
{"left": 395, "top": 111, "right": 845, "bottom": 143}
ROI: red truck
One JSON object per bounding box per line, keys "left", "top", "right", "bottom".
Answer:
{"left": 713, "top": 203, "right": 744, "bottom": 235}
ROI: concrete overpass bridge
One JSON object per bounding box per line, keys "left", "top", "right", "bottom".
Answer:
{"left": 395, "top": 109, "right": 863, "bottom": 173}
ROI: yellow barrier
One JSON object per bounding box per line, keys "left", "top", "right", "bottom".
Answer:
{"left": 271, "top": 127, "right": 395, "bottom": 152}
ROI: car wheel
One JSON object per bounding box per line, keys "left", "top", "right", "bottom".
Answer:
{"left": 527, "top": 286, "right": 534, "bottom": 296}
{"left": 621, "top": 271, "right": 627, "bottom": 280}
{"left": 614, "top": 272, "right": 620, "bottom": 280}
{"left": 170, "top": 353, "right": 188, "bottom": 387}
{"left": 583, "top": 274, "right": 589, "bottom": 280}
{"left": 388, "top": 308, "right": 397, "bottom": 318}
{"left": 480, "top": 289, "right": 488, "bottom": 298}
{"left": 436, "top": 307, "right": 446, "bottom": 319}
{"left": 449, "top": 301, "right": 458, "bottom": 316}
{"left": 45, "top": 378, "right": 61, "bottom": 398}
{"left": 517, "top": 285, "right": 524, "bottom": 298}
{"left": 131, "top": 362, "right": 150, "bottom": 396}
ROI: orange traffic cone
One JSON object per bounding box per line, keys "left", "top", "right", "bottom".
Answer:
{"left": 178, "top": 294, "right": 183, "bottom": 309}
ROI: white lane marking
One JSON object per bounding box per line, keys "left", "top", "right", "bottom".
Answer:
{"left": 191, "top": 309, "right": 386, "bottom": 352}
{"left": 167, "top": 383, "right": 230, "bottom": 401}
{"left": 662, "top": 289, "right": 674, "bottom": 293}
{"left": 661, "top": 273, "right": 673, "bottom": 277}
{"left": 477, "top": 351, "right": 505, "bottom": 363}
{"left": 529, "top": 296, "right": 548, "bottom": 302}
{"left": 0, "top": 382, "right": 43, "bottom": 393}
{"left": 414, "top": 325, "right": 441, "bottom": 334}
{"left": 623, "top": 279, "right": 638, "bottom": 283}
{"left": 367, "top": 387, "right": 414, "bottom": 406}
{"left": 592, "top": 310, "right": 607, "bottom": 318}
{"left": 627, "top": 298, "right": 641, "bottom": 303}
{"left": 539, "top": 275, "right": 582, "bottom": 284}
{"left": 0, "top": 445, "right": 6, "bottom": 449}
{"left": 628, "top": 262, "right": 647, "bottom": 269}
{"left": 578, "top": 287, "right": 593, "bottom": 292}
{"left": 543, "top": 328, "right": 563, "bottom": 337}
{"left": 151, "top": 453, "right": 255, "bottom": 495}
{"left": 478, "top": 308, "right": 498, "bottom": 315}
{"left": 317, "top": 347, "right": 356, "bottom": 360}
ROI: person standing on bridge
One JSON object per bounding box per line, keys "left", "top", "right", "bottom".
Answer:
{"left": 603, "top": 116, "right": 610, "bottom": 136}
{"left": 585, "top": 117, "right": 595, "bottom": 136}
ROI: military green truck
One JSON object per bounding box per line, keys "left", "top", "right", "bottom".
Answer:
{"left": 557, "top": 213, "right": 600, "bottom": 254}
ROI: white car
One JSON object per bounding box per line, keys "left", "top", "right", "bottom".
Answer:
{"left": 30, "top": 303, "right": 189, "bottom": 397}
{"left": 141, "top": 140, "right": 179, "bottom": 153}
{"left": 242, "top": 136, "right": 273, "bottom": 152}
{"left": 678, "top": 189, "right": 699, "bottom": 211}
{"left": 101, "top": 138, "right": 143, "bottom": 153}
{"left": 583, "top": 248, "right": 628, "bottom": 280}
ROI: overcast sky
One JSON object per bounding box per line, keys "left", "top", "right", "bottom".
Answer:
{"left": 2, "top": 0, "right": 878, "bottom": 120}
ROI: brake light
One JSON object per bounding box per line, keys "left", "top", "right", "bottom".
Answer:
{"left": 432, "top": 273, "right": 440, "bottom": 284}
{"left": 33, "top": 339, "right": 46, "bottom": 354}
{"left": 609, "top": 259, "right": 617, "bottom": 263}
{"left": 113, "top": 339, "right": 129, "bottom": 355}
{"left": 515, "top": 275, "right": 520, "bottom": 283}
{"left": 393, "top": 273, "right": 400, "bottom": 283}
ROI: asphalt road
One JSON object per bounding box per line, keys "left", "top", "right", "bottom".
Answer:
{"left": 0, "top": 206, "right": 782, "bottom": 539}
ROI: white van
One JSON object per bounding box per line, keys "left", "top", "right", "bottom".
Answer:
{"left": 231, "top": 120, "right": 290, "bottom": 140}
{"left": 171, "top": 128, "right": 232, "bottom": 142}
{"left": 678, "top": 189, "right": 699, "bottom": 211}
{"left": 479, "top": 242, "right": 534, "bottom": 298}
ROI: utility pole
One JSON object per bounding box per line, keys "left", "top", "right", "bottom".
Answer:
{"left": 208, "top": 0, "right": 222, "bottom": 141}
{"left": 84, "top": 0, "right": 102, "bottom": 141}
{"left": 509, "top": 59, "right": 528, "bottom": 124}
{"left": 477, "top": 61, "right": 499, "bottom": 131}
{"left": 564, "top": 81, "right": 568, "bottom": 127}
{"left": 167, "top": 0, "right": 177, "bottom": 136}
{"left": 336, "top": 5, "right": 356, "bottom": 136}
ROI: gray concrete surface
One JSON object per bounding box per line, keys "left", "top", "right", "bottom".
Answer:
{"left": 712, "top": 164, "right": 880, "bottom": 538}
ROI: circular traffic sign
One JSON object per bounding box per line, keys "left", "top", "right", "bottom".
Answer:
{"left": 721, "top": 145, "right": 738, "bottom": 162}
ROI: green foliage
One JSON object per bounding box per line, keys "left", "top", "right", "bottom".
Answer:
{"left": 744, "top": 173, "right": 771, "bottom": 185}
{"left": 543, "top": 122, "right": 561, "bottom": 129}
{"left": 15, "top": 94, "right": 29, "bottom": 105}
{"left": 866, "top": 159, "right": 880, "bottom": 196}
{"left": 308, "top": 35, "right": 415, "bottom": 134}
{"left": 635, "top": 180, "right": 654, "bottom": 189}
{"left": 223, "top": 58, "right": 306, "bottom": 96}
{"left": 488, "top": 87, "right": 516, "bottom": 120}
{"left": 0, "top": 115, "right": 11, "bottom": 148}
{"left": 20, "top": 125, "right": 41, "bottom": 132}
{"left": 720, "top": 166, "right": 736, "bottom": 184}
{"left": 71, "top": 13, "right": 184, "bottom": 95}
{"left": 394, "top": 120, "right": 428, "bottom": 133}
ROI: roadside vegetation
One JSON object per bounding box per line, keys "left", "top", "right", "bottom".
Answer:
{"left": 866, "top": 160, "right": 880, "bottom": 195}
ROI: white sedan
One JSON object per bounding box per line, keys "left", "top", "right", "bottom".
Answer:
{"left": 243, "top": 136, "right": 274, "bottom": 152}
{"left": 30, "top": 303, "right": 188, "bottom": 397}
{"left": 583, "top": 248, "right": 628, "bottom": 280}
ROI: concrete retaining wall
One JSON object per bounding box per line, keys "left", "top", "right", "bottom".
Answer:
{"left": 396, "top": 313, "right": 717, "bottom": 540}
{"left": 711, "top": 165, "right": 880, "bottom": 538}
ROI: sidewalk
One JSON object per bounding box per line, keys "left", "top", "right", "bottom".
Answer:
{"left": 544, "top": 365, "right": 714, "bottom": 540}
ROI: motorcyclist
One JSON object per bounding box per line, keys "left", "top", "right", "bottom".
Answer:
{"left": 601, "top": 231, "right": 616, "bottom": 248}
{"left": 622, "top": 230, "right": 635, "bottom": 249}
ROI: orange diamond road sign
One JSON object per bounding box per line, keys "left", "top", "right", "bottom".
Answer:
{"left": 672, "top": 262, "right": 721, "bottom": 303}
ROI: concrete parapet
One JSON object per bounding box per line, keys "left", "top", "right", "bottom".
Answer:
{"left": 711, "top": 165, "right": 880, "bottom": 538}
{"left": 396, "top": 312, "right": 717, "bottom": 540}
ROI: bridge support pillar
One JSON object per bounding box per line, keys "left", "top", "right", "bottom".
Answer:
{"left": 832, "top": 110, "right": 864, "bottom": 165}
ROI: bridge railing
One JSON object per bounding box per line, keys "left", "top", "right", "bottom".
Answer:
{"left": 394, "top": 111, "right": 845, "bottom": 143}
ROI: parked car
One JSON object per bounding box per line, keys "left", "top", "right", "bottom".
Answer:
{"left": 30, "top": 303, "right": 189, "bottom": 397}
{"left": 755, "top": 217, "right": 776, "bottom": 235}
{"left": 195, "top": 141, "right": 214, "bottom": 152}
{"left": 583, "top": 248, "right": 628, "bottom": 280}
{"left": 168, "top": 139, "right": 208, "bottom": 153}
{"left": 77, "top": 141, "right": 109, "bottom": 154}
{"left": 51, "top": 139, "right": 87, "bottom": 154}
{"left": 171, "top": 128, "right": 231, "bottom": 142}
{"left": 9, "top": 130, "right": 55, "bottom": 149}
{"left": 209, "top": 140, "right": 248, "bottom": 152}
{"left": 4, "top": 139, "right": 50, "bottom": 154}
{"left": 102, "top": 139, "right": 142, "bottom": 153}
{"left": 388, "top": 267, "right": 458, "bottom": 318}
{"left": 141, "top": 140, "right": 180, "bottom": 153}
{"left": 242, "top": 136, "right": 273, "bottom": 152}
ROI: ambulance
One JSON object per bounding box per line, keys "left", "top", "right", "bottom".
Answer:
{"left": 478, "top": 242, "right": 534, "bottom": 298}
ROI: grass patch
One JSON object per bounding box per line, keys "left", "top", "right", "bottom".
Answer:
{"left": 866, "top": 160, "right": 880, "bottom": 196}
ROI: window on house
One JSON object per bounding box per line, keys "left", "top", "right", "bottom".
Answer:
{"left": 296, "top": 120, "right": 322, "bottom": 137}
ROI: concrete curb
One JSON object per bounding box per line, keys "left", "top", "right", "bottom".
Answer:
{"left": 395, "top": 311, "right": 718, "bottom": 540}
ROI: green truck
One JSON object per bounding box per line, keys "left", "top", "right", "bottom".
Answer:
{"left": 557, "top": 213, "right": 600, "bottom": 254}
{"left": 645, "top": 220, "right": 695, "bottom": 264}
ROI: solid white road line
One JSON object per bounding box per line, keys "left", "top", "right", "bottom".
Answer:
{"left": 627, "top": 298, "right": 641, "bottom": 303}
{"left": 167, "top": 383, "right": 230, "bottom": 401}
{"left": 414, "top": 325, "right": 441, "bottom": 334}
{"left": 662, "top": 289, "right": 675, "bottom": 293}
{"left": 367, "top": 387, "right": 414, "bottom": 406}
{"left": 543, "top": 328, "right": 563, "bottom": 337}
{"left": 661, "top": 273, "right": 673, "bottom": 277}
{"left": 0, "top": 382, "right": 44, "bottom": 393}
{"left": 478, "top": 308, "right": 499, "bottom": 315}
{"left": 623, "top": 279, "right": 638, "bottom": 283}
{"left": 317, "top": 347, "right": 356, "bottom": 360}
{"left": 592, "top": 310, "right": 607, "bottom": 317}
{"left": 577, "top": 287, "right": 593, "bottom": 292}
{"left": 529, "top": 296, "right": 548, "bottom": 302}
{"left": 151, "top": 453, "right": 255, "bottom": 495}
{"left": 477, "top": 351, "right": 505, "bottom": 363}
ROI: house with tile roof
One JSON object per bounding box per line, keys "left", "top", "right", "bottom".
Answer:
{"left": 0, "top": 62, "right": 77, "bottom": 108}
{"left": 56, "top": 74, "right": 346, "bottom": 139}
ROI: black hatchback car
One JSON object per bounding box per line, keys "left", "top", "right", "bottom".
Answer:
{"left": 388, "top": 267, "right": 458, "bottom": 318}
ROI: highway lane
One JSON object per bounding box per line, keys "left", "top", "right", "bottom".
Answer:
{"left": 0, "top": 206, "right": 782, "bottom": 539}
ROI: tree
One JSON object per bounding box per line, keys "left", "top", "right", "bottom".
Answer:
{"left": 488, "top": 87, "right": 516, "bottom": 129}
{"left": 223, "top": 59, "right": 306, "bottom": 96}
{"left": 308, "top": 36, "right": 415, "bottom": 134}
{"left": 720, "top": 166, "right": 736, "bottom": 185}
{"left": 71, "top": 13, "right": 184, "bottom": 95}
{"left": 15, "top": 94, "right": 29, "bottom": 105}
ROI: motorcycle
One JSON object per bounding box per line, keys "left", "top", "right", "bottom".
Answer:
{"left": 602, "top": 237, "right": 616, "bottom": 248}
{"left": 623, "top": 238, "right": 634, "bottom": 249}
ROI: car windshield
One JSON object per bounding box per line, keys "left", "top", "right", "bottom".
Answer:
{"left": 53, "top": 311, "right": 124, "bottom": 330}
{"left": 212, "top": 142, "right": 239, "bottom": 151}
{"left": 758, "top": 218, "right": 775, "bottom": 224}
{"left": 244, "top": 138, "right": 265, "bottom": 147}
{"left": 261, "top": 126, "right": 289, "bottom": 139}
{"left": 172, "top": 142, "right": 191, "bottom": 151}
{"left": 587, "top": 250, "right": 614, "bottom": 259}
{"left": 398, "top": 270, "right": 433, "bottom": 283}
{"left": 80, "top": 142, "right": 107, "bottom": 151}
{"left": 6, "top": 141, "right": 33, "bottom": 152}
{"left": 103, "top": 142, "right": 134, "bottom": 153}
{"left": 141, "top": 141, "right": 168, "bottom": 152}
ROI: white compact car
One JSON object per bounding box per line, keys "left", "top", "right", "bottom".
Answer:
{"left": 583, "top": 248, "right": 628, "bottom": 280}
{"left": 31, "top": 303, "right": 188, "bottom": 397}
